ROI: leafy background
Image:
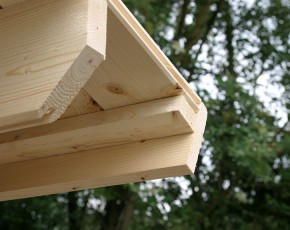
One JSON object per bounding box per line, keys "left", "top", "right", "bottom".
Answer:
{"left": 0, "top": 0, "right": 289, "bottom": 229}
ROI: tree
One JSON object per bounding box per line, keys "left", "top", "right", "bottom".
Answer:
{"left": 0, "top": 0, "right": 289, "bottom": 229}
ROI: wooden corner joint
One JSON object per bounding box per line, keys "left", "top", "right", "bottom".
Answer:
{"left": 0, "top": 0, "right": 108, "bottom": 133}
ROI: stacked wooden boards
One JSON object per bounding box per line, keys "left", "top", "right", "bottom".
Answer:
{"left": 0, "top": 0, "right": 207, "bottom": 201}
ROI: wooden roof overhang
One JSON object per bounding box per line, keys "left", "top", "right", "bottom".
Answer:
{"left": 0, "top": 0, "right": 207, "bottom": 201}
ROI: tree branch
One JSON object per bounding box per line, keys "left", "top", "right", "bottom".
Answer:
{"left": 184, "top": 0, "right": 212, "bottom": 52}
{"left": 225, "top": 0, "right": 235, "bottom": 77}
{"left": 67, "top": 192, "right": 81, "bottom": 230}
{"left": 187, "top": 0, "right": 225, "bottom": 82}
{"left": 174, "top": 0, "right": 191, "bottom": 40}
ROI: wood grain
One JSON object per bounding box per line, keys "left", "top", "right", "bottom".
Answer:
{"left": 0, "top": 0, "right": 24, "bottom": 8}
{"left": 0, "top": 0, "right": 103, "bottom": 120}
{"left": 84, "top": 0, "right": 201, "bottom": 113}
{"left": 0, "top": 0, "right": 208, "bottom": 202}
{"left": 0, "top": 96, "right": 201, "bottom": 164}
{"left": 61, "top": 89, "right": 103, "bottom": 119}
{"left": 108, "top": 0, "right": 201, "bottom": 109}
{"left": 0, "top": 0, "right": 107, "bottom": 132}
{"left": 0, "top": 134, "right": 199, "bottom": 201}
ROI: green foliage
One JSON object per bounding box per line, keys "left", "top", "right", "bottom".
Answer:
{"left": 0, "top": 0, "right": 289, "bottom": 229}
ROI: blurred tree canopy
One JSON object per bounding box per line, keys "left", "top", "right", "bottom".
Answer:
{"left": 0, "top": 0, "right": 289, "bottom": 229}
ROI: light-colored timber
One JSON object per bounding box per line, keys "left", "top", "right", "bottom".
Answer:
{"left": 0, "top": 0, "right": 208, "bottom": 202}
{"left": 0, "top": 0, "right": 107, "bottom": 132}
{"left": 61, "top": 89, "right": 103, "bottom": 119}
{"left": 0, "top": 133, "right": 204, "bottom": 201}
{"left": 0, "top": 0, "right": 24, "bottom": 8}
{"left": 84, "top": 0, "right": 201, "bottom": 113}
{"left": 0, "top": 0, "right": 201, "bottom": 113}
{"left": 0, "top": 96, "right": 205, "bottom": 165}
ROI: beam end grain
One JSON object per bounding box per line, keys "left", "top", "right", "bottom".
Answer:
{"left": 186, "top": 103, "right": 207, "bottom": 172}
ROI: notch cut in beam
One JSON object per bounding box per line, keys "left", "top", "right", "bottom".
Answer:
{"left": 0, "top": 96, "right": 206, "bottom": 165}
{"left": 0, "top": 133, "right": 203, "bottom": 201}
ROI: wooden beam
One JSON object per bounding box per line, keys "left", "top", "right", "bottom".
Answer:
{"left": 0, "top": 0, "right": 103, "bottom": 121}
{"left": 84, "top": 0, "right": 201, "bottom": 113}
{"left": 0, "top": 133, "right": 204, "bottom": 201}
{"left": 0, "top": 96, "right": 206, "bottom": 165}
{"left": 0, "top": 0, "right": 107, "bottom": 132}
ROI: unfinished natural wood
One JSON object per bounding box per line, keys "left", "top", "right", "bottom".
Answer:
{"left": 0, "top": 1, "right": 102, "bottom": 120}
{"left": 84, "top": 0, "right": 201, "bottom": 112}
{"left": 0, "top": 0, "right": 208, "bottom": 202}
{"left": 61, "top": 89, "right": 103, "bottom": 119}
{"left": 0, "top": 96, "right": 203, "bottom": 164}
{"left": 0, "top": 133, "right": 202, "bottom": 201}
{"left": 0, "top": 0, "right": 24, "bottom": 8}
{"left": 1, "top": 0, "right": 202, "bottom": 119}
{"left": 0, "top": 0, "right": 107, "bottom": 132}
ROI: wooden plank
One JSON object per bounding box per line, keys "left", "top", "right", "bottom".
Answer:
{"left": 0, "top": 0, "right": 103, "bottom": 121}
{"left": 84, "top": 0, "right": 201, "bottom": 113}
{"left": 0, "top": 133, "right": 203, "bottom": 201}
{"left": 1, "top": 0, "right": 202, "bottom": 117}
{"left": 0, "top": 0, "right": 107, "bottom": 132}
{"left": 0, "top": 96, "right": 204, "bottom": 164}
{"left": 0, "top": 0, "right": 102, "bottom": 120}
{"left": 108, "top": 0, "right": 201, "bottom": 108}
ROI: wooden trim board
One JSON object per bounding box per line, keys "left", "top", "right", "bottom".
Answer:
{"left": 0, "top": 133, "right": 203, "bottom": 201}
{"left": 0, "top": 0, "right": 107, "bottom": 132}
{"left": 0, "top": 96, "right": 206, "bottom": 165}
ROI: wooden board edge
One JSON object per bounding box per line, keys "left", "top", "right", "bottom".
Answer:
{"left": 186, "top": 103, "right": 207, "bottom": 172}
{"left": 42, "top": 46, "right": 105, "bottom": 123}
{"left": 0, "top": 47, "right": 105, "bottom": 134}
{"left": 0, "top": 0, "right": 107, "bottom": 132}
{"left": 0, "top": 133, "right": 196, "bottom": 201}
{"left": 0, "top": 96, "right": 196, "bottom": 164}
